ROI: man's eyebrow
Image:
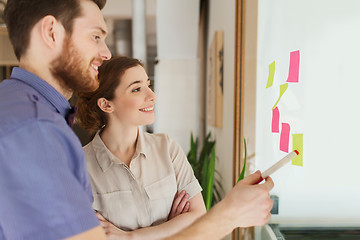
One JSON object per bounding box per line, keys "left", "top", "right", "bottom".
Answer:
{"left": 93, "top": 26, "right": 107, "bottom": 35}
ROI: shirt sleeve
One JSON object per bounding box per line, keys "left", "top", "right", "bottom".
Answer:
{"left": 168, "top": 136, "right": 202, "bottom": 199}
{"left": 0, "top": 121, "right": 99, "bottom": 240}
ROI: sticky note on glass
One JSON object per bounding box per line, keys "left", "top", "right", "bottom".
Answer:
{"left": 286, "top": 50, "right": 300, "bottom": 83}
{"left": 272, "top": 107, "right": 280, "bottom": 133}
{"left": 266, "top": 61, "right": 275, "bottom": 88}
{"left": 272, "top": 83, "right": 288, "bottom": 110}
{"left": 280, "top": 123, "right": 290, "bottom": 153}
{"left": 292, "top": 134, "right": 303, "bottom": 166}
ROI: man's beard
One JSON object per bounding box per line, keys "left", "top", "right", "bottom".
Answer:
{"left": 50, "top": 36, "right": 101, "bottom": 94}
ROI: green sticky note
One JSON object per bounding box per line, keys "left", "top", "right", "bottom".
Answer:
{"left": 266, "top": 61, "right": 275, "bottom": 88}
{"left": 292, "top": 134, "right": 303, "bottom": 166}
{"left": 272, "top": 83, "right": 288, "bottom": 110}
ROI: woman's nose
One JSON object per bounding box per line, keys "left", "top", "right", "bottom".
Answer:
{"left": 147, "top": 87, "right": 156, "bottom": 102}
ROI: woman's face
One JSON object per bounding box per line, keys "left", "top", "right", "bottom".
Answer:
{"left": 109, "top": 65, "right": 156, "bottom": 127}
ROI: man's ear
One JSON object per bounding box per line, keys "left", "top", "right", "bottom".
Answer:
{"left": 97, "top": 98, "right": 113, "bottom": 113}
{"left": 40, "top": 15, "right": 64, "bottom": 49}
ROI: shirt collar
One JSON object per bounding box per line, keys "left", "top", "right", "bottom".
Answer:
{"left": 92, "top": 132, "right": 117, "bottom": 172}
{"left": 91, "top": 129, "right": 149, "bottom": 172}
{"left": 10, "top": 67, "right": 71, "bottom": 117}
{"left": 134, "top": 128, "right": 148, "bottom": 159}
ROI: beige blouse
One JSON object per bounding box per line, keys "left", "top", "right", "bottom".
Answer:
{"left": 83, "top": 130, "right": 202, "bottom": 231}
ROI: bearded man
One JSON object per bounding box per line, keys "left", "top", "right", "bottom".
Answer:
{"left": 0, "top": 0, "right": 111, "bottom": 239}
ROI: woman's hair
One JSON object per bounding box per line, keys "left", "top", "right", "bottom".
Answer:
{"left": 76, "top": 56, "right": 143, "bottom": 134}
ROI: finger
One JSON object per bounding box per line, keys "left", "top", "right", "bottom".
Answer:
{"left": 97, "top": 217, "right": 107, "bottom": 223}
{"left": 172, "top": 190, "right": 186, "bottom": 208}
{"left": 169, "top": 190, "right": 186, "bottom": 217}
{"left": 96, "top": 212, "right": 106, "bottom": 221}
{"left": 182, "top": 201, "right": 190, "bottom": 213}
{"left": 172, "top": 191, "right": 179, "bottom": 203}
{"left": 268, "top": 199, "right": 274, "bottom": 212}
{"left": 171, "top": 190, "right": 185, "bottom": 213}
{"left": 240, "top": 170, "right": 263, "bottom": 185}
{"left": 263, "top": 212, "right": 272, "bottom": 225}
{"left": 262, "top": 176, "right": 274, "bottom": 191}
{"left": 176, "top": 193, "right": 189, "bottom": 214}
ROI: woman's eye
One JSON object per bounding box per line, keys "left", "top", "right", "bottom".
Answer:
{"left": 132, "top": 87, "right": 141, "bottom": 93}
{"left": 93, "top": 35, "right": 101, "bottom": 41}
{"left": 148, "top": 84, "right": 153, "bottom": 90}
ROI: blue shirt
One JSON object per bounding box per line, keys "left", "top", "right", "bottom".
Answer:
{"left": 0, "top": 68, "right": 99, "bottom": 239}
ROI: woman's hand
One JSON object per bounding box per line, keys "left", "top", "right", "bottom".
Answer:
{"left": 96, "top": 212, "right": 132, "bottom": 240}
{"left": 168, "top": 190, "right": 190, "bottom": 220}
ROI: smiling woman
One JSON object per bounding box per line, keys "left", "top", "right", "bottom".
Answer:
{"left": 76, "top": 56, "right": 206, "bottom": 240}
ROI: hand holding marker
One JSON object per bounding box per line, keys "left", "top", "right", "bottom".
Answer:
{"left": 237, "top": 149, "right": 299, "bottom": 182}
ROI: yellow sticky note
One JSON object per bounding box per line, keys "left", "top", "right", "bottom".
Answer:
{"left": 266, "top": 61, "right": 275, "bottom": 88}
{"left": 272, "top": 83, "right": 288, "bottom": 109}
{"left": 292, "top": 134, "right": 303, "bottom": 166}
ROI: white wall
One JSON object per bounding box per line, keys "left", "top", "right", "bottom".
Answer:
{"left": 102, "top": 0, "right": 156, "bottom": 18}
{"left": 154, "top": 0, "right": 200, "bottom": 152}
{"left": 156, "top": 0, "right": 199, "bottom": 59}
{"left": 207, "top": 1, "right": 236, "bottom": 239}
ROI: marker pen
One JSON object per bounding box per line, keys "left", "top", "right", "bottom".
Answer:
{"left": 261, "top": 150, "right": 299, "bottom": 179}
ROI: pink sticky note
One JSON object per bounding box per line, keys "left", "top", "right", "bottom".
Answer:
{"left": 272, "top": 107, "right": 280, "bottom": 133}
{"left": 286, "top": 50, "right": 300, "bottom": 83}
{"left": 280, "top": 123, "right": 290, "bottom": 152}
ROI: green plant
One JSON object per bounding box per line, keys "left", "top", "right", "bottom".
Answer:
{"left": 187, "top": 132, "right": 223, "bottom": 210}
{"left": 237, "top": 138, "right": 247, "bottom": 182}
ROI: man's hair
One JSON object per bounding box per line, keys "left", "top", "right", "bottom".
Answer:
{"left": 4, "top": 0, "right": 106, "bottom": 60}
